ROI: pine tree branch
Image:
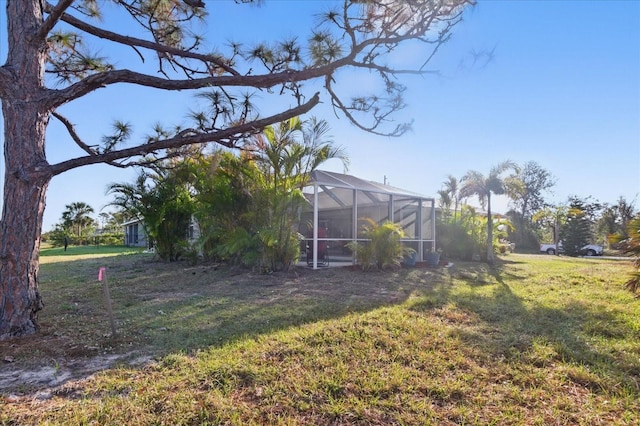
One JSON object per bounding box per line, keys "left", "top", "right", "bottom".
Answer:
{"left": 52, "top": 112, "right": 130, "bottom": 169}
{"left": 54, "top": 7, "right": 239, "bottom": 76}
{"left": 51, "top": 112, "right": 98, "bottom": 156}
{"left": 47, "top": 92, "right": 320, "bottom": 176}
{"left": 48, "top": 63, "right": 343, "bottom": 107}
{"left": 39, "top": 0, "right": 75, "bottom": 40}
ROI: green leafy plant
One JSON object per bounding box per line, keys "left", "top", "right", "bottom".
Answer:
{"left": 560, "top": 198, "right": 594, "bottom": 257}
{"left": 436, "top": 205, "right": 484, "bottom": 261}
{"left": 347, "top": 218, "right": 413, "bottom": 271}
{"left": 197, "top": 116, "right": 348, "bottom": 272}
{"left": 107, "top": 161, "right": 196, "bottom": 262}
{"left": 617, "top": 214, "right": 640, "bottom": 294}
{"left": 216, "top": 226, "right": 263, "bottom": 268}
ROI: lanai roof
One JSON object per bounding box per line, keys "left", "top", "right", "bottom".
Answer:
{"left": 305, "top": 170, "right": 432, "bottom": 210}
{"left": 310, "top": 170, "right": 427, "bottom": 198}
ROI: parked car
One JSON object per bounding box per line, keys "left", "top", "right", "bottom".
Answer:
{"left": 539, "top": 242, "right": 603, "bottom": 256}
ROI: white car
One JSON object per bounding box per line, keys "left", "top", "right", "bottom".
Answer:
{"left": 539, "top": 242, "right": 603, "bottom": 256}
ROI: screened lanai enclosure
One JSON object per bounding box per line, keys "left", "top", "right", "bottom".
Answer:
{"left": 300, "top": 170, "right": 436, "bottom": 269}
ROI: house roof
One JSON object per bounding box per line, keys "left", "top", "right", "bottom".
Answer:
{"left": 121, "top": 218, "right": 144, "bottom": 227}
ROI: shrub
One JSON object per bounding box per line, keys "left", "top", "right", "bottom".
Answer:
{"left": 95, "top": 233, "right": 125, "bottom": 246}
{"left": 347, "top": 218, "right": 413, "bottom": 271}
{"left": 435, "top": 220, "right": 480, "bottom": 261}
{"left": 617, "top": 214, "right": 640, "bottom": 294}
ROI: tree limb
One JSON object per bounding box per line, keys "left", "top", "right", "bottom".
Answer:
{"left": 324, "top": 75, "right": 407, "bottom": 137}
{"left": 52, "top": 112, "right": 136, "bottom": 170}
{"left": 39, "top": 0, "right": 75, "bottom": 40}
{"left": 54, "top": 7, "right": 239, "bottom": 76}
{"left": 47, "top": 62, "right": 345, "bottom": 107}
{"left": 47, "top": 92, "right": 320, "bottom": 176}
{"left": 51, "top": 112, "right": 99, "bottom": 157}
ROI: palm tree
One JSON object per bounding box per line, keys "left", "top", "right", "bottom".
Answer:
{"left": 245, "top": 116, "right": 349, "bottom": 271}
{"left": 619, "top": 214, "right": 640, "bottom": 294}
{"left": 437, "top": 189, "right": 452, "bottom": 218}
{"left": 442, "top": 175, "right": 460, "bottom": 221}
{"left": 107, "top": 167, "right": 196, "bottom": 261}
{"left": 61, "top": 202, "right": 95, "bottom": 244}
{"left": 460, "top": 161, "right": 518, "bottom": 264}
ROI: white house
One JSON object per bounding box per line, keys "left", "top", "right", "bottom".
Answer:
{"left": 122, "top": 218, "right": 149, "bottom": 248}
{"left": 121, "top": 217, "right": 200, "bottom": 248}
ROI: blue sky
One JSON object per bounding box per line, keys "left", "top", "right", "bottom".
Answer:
{"left": 1, "top": 0, "right": 639, "bottom": 231}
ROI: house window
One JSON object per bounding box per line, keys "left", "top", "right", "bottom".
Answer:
{"left": 127, "top": 223, "right": 139, "bottom": 245}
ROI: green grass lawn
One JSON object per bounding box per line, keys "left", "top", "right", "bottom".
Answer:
{"left": 40, "top": 244, "right": 144, "bottom": 258}
{"left": 1, "top": 253, "right": 639, "bottom": 424}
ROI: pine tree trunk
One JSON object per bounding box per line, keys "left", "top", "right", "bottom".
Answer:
{"left": 0, "top": 169, "right": 49, "bottom": 339}
{"left": 0, "top": 94, "right": 51, "bottom": 338}
{"left": 0, "top": 0, "right": 51, "bottom": 339}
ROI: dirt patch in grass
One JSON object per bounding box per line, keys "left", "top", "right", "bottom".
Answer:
{"left": 1, "top": 254, "right": 450, "bottom": 396}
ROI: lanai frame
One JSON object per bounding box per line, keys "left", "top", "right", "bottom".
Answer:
{"left": 302, "top": 170, "right": 436, "bottom": 269}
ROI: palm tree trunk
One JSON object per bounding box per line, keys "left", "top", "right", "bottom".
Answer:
{"left": 453, "top": 199, "right": 458, "bottom": 223}
{"left": 486, "top": 193, "right": 494, "bottom": 264}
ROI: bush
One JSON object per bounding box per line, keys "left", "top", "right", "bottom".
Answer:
{"left": 45, "top": 228, "right": 68, "bottom": 248}
{"left": 616, "top": 214, "right": 640, "bottom": 294}
{"left": 436, "top": 220, "right": 481, "bottom": 261}
{"left": 95, "top": 233, "right": 125, "bottom": 246}
{"left": 347, "top": 219, "right": 413, "bottom": 271}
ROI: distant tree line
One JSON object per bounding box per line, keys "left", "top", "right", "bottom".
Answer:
{"left": 436, "top": 160, "right": 637, "bottom": 262}
{"left": 43, "top": 202, "right": 125, "bottom": 248}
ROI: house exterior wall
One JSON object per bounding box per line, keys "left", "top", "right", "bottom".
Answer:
{"left": 122, "top": 217, "right": 200, "bottom": 249}
{"left": 188, "top": 219, "right": 201, "bottom": 242}
{"left": 124, "top": 221, "right": 148, "bottom": 248}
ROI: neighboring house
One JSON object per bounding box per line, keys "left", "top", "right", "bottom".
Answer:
{"left": 122, "top": 218, "right": 149, "bottom": 248}
{"left": 121, "top": 217, "right": 200, "bottom": 248}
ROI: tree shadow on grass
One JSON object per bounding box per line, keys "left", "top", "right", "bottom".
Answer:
{"left": 124, "top": 264, "right": 449, "bottom": 355}
{"left": 409, "top": 260, "right": 640, "bottom": 392}
{"left": 2, "top": 255, "right": 450, "bottom": 394}
{"left": 4, "top": 254, "right": 638, "bottom": 397}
